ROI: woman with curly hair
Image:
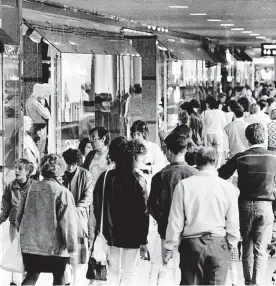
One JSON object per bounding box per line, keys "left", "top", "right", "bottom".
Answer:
{"left": 16, "top": 154, "right": 78, "bottom": 285}
{"left": 91, "top": 138, "right": 149, "bottom": 285}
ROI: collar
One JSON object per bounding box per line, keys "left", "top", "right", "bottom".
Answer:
{"left": 12, "top": 178, "right": 32, "bottom": 190}
{"left": 170, "top": 161, "right": 187, "bottom": 166}
{"left": 249, "top": 144, "right": 264, "bottom": 149}
{"left": 234, "top": 117, "right": 244, "bottom": 122}
{"left": 197, "top": 169, "right": 218, "bottom": 176}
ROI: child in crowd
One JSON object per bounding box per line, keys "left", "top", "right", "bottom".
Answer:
{"left": 0, "top": 158, "right": 35, "bottom": 285}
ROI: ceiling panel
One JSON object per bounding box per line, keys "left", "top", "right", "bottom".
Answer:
{"left": 38, "top": 0, "right": 276, "bottom": 46}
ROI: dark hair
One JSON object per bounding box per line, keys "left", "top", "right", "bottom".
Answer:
{"left": 245, "top": 123, "right": 265, "bottom": 145}
{"left": 257, "top": 99, "right": 268, "bottom": 110}
{"left": 180, "top": 102, "right": 193, "bottom": 115}
{"left": 62, "top": 148, "right": 83, "bottom": 166}
{"left": 238, "top": 97, "right": 250, "bottom": 112}
{"left": 232, "top": 104, "right": 244, "bottom": 118}
{"left": 15, "top": 158, "right": 35, "bottom": 177}
{"left": 196, "top": 147, "right": 218, "bottom": 167}
{"left": 227, "top": 100, "right": 240, "bottom": 112}
{"left": 172, "top": 124, "right": 191, "bottom": 138}
{"left": 233, "top": 86, "right": 244, "bottom": 94}
{"left": 124, "top": 140, "right": 147, "bottom": 169}
{"left": 89, "top": 127, "right": 110, "bottom": 146}
{"left": 261, "top": 87, "right": 269, "bottom": 96}
{"left": 40, "top": 154, "right": 67, "bottom": 178}
{"left": 108, "top": 136, "right": 128, "bottom": 166}
{"left": 130, "top": 120, "right": 149, "bottom": 139}
{"left": 206, "top": 96, "right": 218, "bottom": 110}
{"left": 78, "top": 137, "right": 91, "bottom": 156}
{"left": 271, "top": 109, "right": 276, "bottom": 120}
{"left": 245, "top": 84, "right": 251, "bottom": 90}
{"left": 254, "top": 81, "right": 259, "bottom": 87}
{"left": 249, "top": 103, "right": 259, "bottom": 114}
{"left": 190, "top": 99, "right": 200, "bottom": 109}
{"left": 218, "top": 92, "right": 226, "bottom": 100}
{"left": 165, "top": 132, "right": 188, "bottom": 154}
{"left": 178, "top": 110, "right": 190, "bottom": 125}
{"left": 267, "top": 97, "right": 275, "bottom": 106}
{"left": 133, "top": 84, "right": 142, "bottom": 94}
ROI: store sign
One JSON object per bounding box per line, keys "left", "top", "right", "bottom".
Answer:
{"left": 261, "top": 43, "right": 276, "bottom": 56}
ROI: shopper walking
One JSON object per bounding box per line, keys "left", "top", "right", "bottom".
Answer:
{"left": 16, "top": 154, "right": 78, "bottom": 285}
{"left": 62, "top": 148, "right": 93, "bottom": 285}
{"left": 219, "top": 123, "right": 276, "bottom": 285}
{"left": 164, "top": 147, "right": 240, "bottom": 285}
{"left": 91, "top": 138, "right": 149, "bottom": 285}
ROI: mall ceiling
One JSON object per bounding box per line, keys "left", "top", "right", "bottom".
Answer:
{"left": 34, "top": 0, "right": 276, "bottom": 47}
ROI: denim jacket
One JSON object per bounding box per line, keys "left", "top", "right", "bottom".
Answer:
{"left": 0, "top": 178, "right": 35, "bottom": 224}
{"left": 17, "top": 178, "right": 78, "bottom": 257}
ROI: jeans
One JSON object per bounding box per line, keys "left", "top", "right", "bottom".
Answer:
{"left": 178, "top": 235, "right": 230, "bottom": 285}
{"left": 107, "top": 246, "right": 139, "bottom": 285}
{"left": 21, "top": 272, "right": 64, "bottom": 285}
{"left": 239, "top": 201, "right": 274, "bottom": 285}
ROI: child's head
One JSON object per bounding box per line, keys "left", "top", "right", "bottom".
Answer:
{"left": 14, "top": 159, "right": 34, "bottom": 180}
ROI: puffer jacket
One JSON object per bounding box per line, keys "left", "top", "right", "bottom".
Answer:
{"left": 17, "top": 178, "right": 78, "bottom": 257}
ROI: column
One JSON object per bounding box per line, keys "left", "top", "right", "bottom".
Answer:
{"left": 131, "top": 37, "right": 158, "bottom": 143}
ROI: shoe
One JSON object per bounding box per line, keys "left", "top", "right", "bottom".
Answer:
{"left": 10, "top": 282, "right": 18, "bottom": 286}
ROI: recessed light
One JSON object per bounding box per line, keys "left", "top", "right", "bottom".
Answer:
{"left": 231, "top": 28, "right": 244, "bottom": 31}
{"left": 168, "top": 39, "right": 176, "bottom": 42}
{"left": 169, "top": 5, "right": 188, "bottom": 9}
{"left": 241, "top": 31, "right": 252, "bottom": 34}
{"left": 220, "top": 23, "right": 235, "bottom": 27}
{"left": 190, "top": 13, "right": 207, "bottom": 16}
{"left": 250, "top": 33, "right": 260, "bottom": 36}
{"left": 256, "top": 36, "right": 266, "bottom": 39}
{"left": 207, "top": 19, "right": 222, "bottom": 22}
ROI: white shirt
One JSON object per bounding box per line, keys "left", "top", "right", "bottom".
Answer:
{"left": 201, "top": 109, "right": 227, "bottom": 136}
{"left": 165, "top": 170, "right": 240, "bottom": 251}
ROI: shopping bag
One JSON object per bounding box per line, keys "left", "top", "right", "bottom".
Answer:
{"left": 86, "top": 257, "right": 108, "bottom": 281}
{"left": 157, "top": 265, "right": 175, "bottom": 286}
{"left": 0, "top": 234, "right": 25, "bottom": 273}
{"left": 91, "top": 233, "right": 110, "bottom": 264}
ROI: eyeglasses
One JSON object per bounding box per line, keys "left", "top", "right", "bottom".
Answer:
{"left": 90, "top": 136, "right": 101, "bottom": 141}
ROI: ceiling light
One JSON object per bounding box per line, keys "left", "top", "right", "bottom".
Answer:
{"left": 207, "top": 19, "right": 222, "bottom": 22}
{"left": 231, "top": 28, "right": 244, "bottom": 31}
{"left": 169, "top": 5, "right": 188, "bottom": 9}
{"left": 147, "top": 25, "right": 152, "bottom": 29}
{"left": 165, "top": 29, "right": 169, "bottom": 33}
{"left": 256, "top": 36, "right": 266, "bottom": 39}
{"left": 152, "top": 26, "right": 156, "bottom": 30}
{"left": 190, "top": 13, "right": 207, "bottom": 16}
{"left": 157, "top": 27, "right": 161, "bottom": 31}
{"left": 168, "top": 39, "right": 175, "bottom": 42}
{"left": 220, "top": 23, "right": 234, "bottom": 27}
{"left": 241, "top": 31, "right": 252, "bottom": 34}
{"left": 250, "top": 33, "right": 260, "bottom": 36}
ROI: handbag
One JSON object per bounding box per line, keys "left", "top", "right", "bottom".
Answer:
{"left": 86, "top": 170, "right": 110, "bottom": 281}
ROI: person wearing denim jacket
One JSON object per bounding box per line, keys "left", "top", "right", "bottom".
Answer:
{"left": 16, "top": 154, "right": 78, "bottom": 286}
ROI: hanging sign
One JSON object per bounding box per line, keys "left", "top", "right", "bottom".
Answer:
{"left": 261, "top": 43, "right": 276, "bottom": 56}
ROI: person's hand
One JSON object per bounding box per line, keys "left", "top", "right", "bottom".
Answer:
{"left": 164, "top": 251, "right": 173, "bottom": 265}
{"left": 140, "top": 245, "right": 149, "bottom": 260}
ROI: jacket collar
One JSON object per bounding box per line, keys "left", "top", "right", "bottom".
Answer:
{"left": 12, "top": 177, "right": 33, "bottom": 191}
{"left": 197, "top": 169, "right": 218, "bottom": 176}
{"left": 249, "top": 144, "right": 264, "bottom": 149}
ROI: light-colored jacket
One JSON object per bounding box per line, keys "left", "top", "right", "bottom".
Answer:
{"left": 26, "top": 95, "right": 50, "bottom": 123}
{"left": 17, "top": 178, "right": 78, "bottom": 257}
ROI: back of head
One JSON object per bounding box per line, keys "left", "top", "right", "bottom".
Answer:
{"left": 249, "top": 103, "right": 259, "bottom": 114}
{"left": 40, "top": 154, "right": 67, "bottom": 178}
{"left": 130, "top": 120, "right": 149, "bottom": 139}
{"left": 89, "top": 126, "right": 110, "bottom": 146}
{"left": 233, "top": 104, "right": 244, "bottom": 118}
{"left": 133, "top": 84, "right": 142, "bottom": 94}
{"left": 62, "top": 148, "right": 83, "bottom": 166}
{"left": 190, "top": 99, "right": 200, "bottom": 109}
{"left": 267, "top": 97, "right": 275, "bottom": 107}
{"left": 196, "top": 147, "right": 218, "bottom": 168}
{"left": 124, "top": 139, "right": 147, "bottom": 170}
{"left": 180, "top": 102, "right": 193, "bottom": 115}
{"left": 178, "top": 110, "right": 190, "bottom": 125}
{"left": 245, "top": 123, "right": 265, "bottom": 145}
{"left": 109, "top": 136, "right": 128, "bottom": 166}
{"left": 165, "top": 132, "right": 188, "bottom": 154}
{"left": 206, "top": 96, "right": 218, "bottom": 110}
{"left": 257, "top": 99, "right": 268, "bottom": 111}
{"left": 238, "top": 97, "right": 250, "bottom": 112}
{"left": 227, "top": 100, "right": 240, "bottom": 112}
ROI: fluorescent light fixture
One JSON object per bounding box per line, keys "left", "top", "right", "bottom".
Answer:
{"left": 168, "top": 39, "right": 175, "bottom": 42}
{"left": 241, "top": 31, "right": 252, "bottom": 34}
{"left": 207, "top": 19, "right": 222, "bottom": 22}
{"left": 220, "top": 23, "right": 234, "bottom": 27}
{"left": 231, "top": 28, "right": 244, "bottom": 31}
{"left": 165, "top": 29, "right": 169, "bottom": 33}
{"left": 169, "top": 5, "right": 188, "bottom": 8}
{"left": 256, "top": 36, "right": 266, "bottom": 39}
{"left": 190, "top": 13, "right": 207, "bottom": 16}
{"left": 250, "top": 33, "right": 260, "bottom": 36}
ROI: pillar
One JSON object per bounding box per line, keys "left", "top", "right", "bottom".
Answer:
{"left": 131, "top": 36, "right": 158, "bottom": 143}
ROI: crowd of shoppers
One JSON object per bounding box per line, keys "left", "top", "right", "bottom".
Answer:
{"left": 2, "top": 81, "right": 276, "bottom": 286}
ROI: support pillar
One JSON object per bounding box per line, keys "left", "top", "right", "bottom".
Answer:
{"left": 131, "top": 36, "right": 158, "bottom": 143}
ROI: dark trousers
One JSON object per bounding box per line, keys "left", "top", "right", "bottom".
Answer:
{"left": 179, "top": 235, "right": 230, "bottom": 285}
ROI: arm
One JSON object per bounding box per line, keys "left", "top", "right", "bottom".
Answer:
{"left": 164, "top": 182, "right": 185, "bottom": 253}
{"left": 76, "top": 170, "right": 93, "bottom": 209}
{"left": 35, "top": 101, "right": 50, "bottom": 120}
{"left": 225, "top": 186, "right": 240, "bottom": 247}
{"left": 0, "top": 185, "right": 12, "bottom": 224}
{"left": 15, "top": 191, "right": 28, "bottom": 230}
{"left": 148, "top": 174, "right": 162, "bottom": 222}
{"left": 218, "top": 154, "right": 239, "bottom": 180}
{"left": 58, "top": 191, "right": 78, "bottom": 253}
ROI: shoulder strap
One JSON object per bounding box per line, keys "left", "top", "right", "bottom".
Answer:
{"left": 100, "top": 170, "right": 109, "bottom": 235}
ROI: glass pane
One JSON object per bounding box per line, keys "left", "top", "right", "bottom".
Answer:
{"left": 60, "top": 53, "right": 94, "bottom": 152}
{"left": 3, "top": 45, "right": 20, "bottom": 184}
